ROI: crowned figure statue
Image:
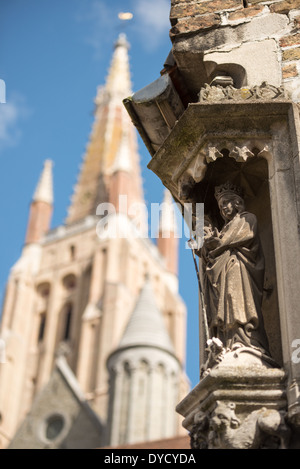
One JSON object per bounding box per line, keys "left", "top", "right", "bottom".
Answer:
{"left": 201, "top": 181, "right": 270, "bottom": 355}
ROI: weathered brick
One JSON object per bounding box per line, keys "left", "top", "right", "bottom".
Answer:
{"left": 282, "top": 46, "right": 300, "bottom": 60}
{"left": 247, "top": 0, "right": 268, "bottom": 4}
{"left": 228, "top": 4, "right": 264, "bottom": 20}
{"left": 170, "top": 14, "right": 221, "bottom": 37}
{"left": 282, "top": 63, "right": 298, "bottom": 78}
{"left": 270, "top": 0, "right": 300, "bottom": 15}
{"left": 171, "top": 0, "right": 194, "bottom": 4}
{"left": 170, "top": 0, "right": 243, "bottom": 19}
{"left": 280, "top": 32, "right": 300, "bottom": 47}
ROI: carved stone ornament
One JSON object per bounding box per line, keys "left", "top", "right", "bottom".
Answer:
{"left": 198, "top": 82, "right": 289, "bottom": 103}
{"left": 190, "top": 401, "right": 291, "bottom": 449}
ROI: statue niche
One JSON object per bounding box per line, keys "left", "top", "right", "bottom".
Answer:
{"left": 201, "top": 182, "right": 269, "bottom": 354}
{"left": 181, "top": 149, "right": 283, "bottom": 371}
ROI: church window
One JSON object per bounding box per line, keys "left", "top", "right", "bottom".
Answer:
{"left": 38, "top": 312, "right": 46, "bottom": 343}
{"left": 70, "top": 245, "right": 76, "bottom": 260}
{"left": 63, "top": 303, "right": 73, "bottom": 341}
{"left": 37, "top": 282, "right": 50, "bottom": 298}
{"left": 45, "top": 414, "right": 65, "bottom": 441}
{"left": 62, "top": 273, "right": 76, "bottom": 290}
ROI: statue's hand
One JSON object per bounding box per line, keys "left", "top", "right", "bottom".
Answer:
{"left": 204, "top": 226, "right": 214, "bottom": 238}
{"left": 204, "top": 236, "right": 221, "bottom": 250}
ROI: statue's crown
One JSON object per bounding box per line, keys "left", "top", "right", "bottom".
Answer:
{"left": 214, "top": 181, "right": 243, "bottom": 202}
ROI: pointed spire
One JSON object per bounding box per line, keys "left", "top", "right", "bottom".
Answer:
{"left": 104, "top": 33, "right": 132, "bottom": 100}
{"left": 25, "top": 160, "right": 53, "bottom": 244}
{"left": 118, "top": 278, "right": 175, "bottom": 355}
{"left": 110, "top": 129, "right": 132, "bottom": 174}
{"left": 66, "top": 35, "right": 145, "bottom": 226}
{"left": 33, "top": 160, "right": 53, "bottom": 204}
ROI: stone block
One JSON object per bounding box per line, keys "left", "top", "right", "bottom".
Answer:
{"left": 270, "top": 0, "right": 300, "bottom": 14}
{"left": 204, "top": 39, "right": 281, "bottom": 88}
{"left": 170, "top": 0, "right": 243, "bottom": 19}
{"left": 170, "top": 14, "right": 221, "bottom": 37}
{"left": 282, "top": 63, "right": 298, "bottom": 78}
{"left": 176, "top": 361, "right": 292, "bottom": 449}
{"left": 228, "top": 4, "right": 264, "bottom": 21}
{"left": 282, "top": 46, "right": 300, "bottom": 61}
{"left": 280, "top": 32, "right": 300, "bottom": 47}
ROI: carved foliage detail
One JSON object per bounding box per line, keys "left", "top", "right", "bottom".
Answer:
{"left": 205, "top": 143, "right": 270, "bottom": 164}
{"left": 199, "top": 82, "right": 289, "bottom": 103}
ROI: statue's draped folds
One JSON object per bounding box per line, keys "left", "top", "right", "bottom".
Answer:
{"left": 202, "top": 196, "right": 269, "bottom": 352}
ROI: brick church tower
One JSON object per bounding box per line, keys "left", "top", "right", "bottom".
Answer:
{"left": 0, "top": 35, "right": 189, "bottom": 449}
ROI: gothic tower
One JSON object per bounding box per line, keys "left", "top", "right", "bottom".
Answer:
{"left": 0, "top": 34, "right": 189, "bottom": 449}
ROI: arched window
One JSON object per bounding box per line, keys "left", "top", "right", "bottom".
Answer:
{"left": 36, "top": 282, "right": 50, "bottom": 298}
{"left": 38, "top": 312, "right": 47, "bottom": 343}
{"left": 63, "top": 303, "right": 73, "bottom": 341}
{"left": 62, "top": 274, "right": 76, "bottom": 291}
{"left": 70, "top": 245, "right": 76, "bottom": 261}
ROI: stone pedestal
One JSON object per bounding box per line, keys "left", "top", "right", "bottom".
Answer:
{"left": 176, "top": 349, "right": 297, "bottom": 449}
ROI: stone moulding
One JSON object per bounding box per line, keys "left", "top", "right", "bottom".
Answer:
{"left": 147, "top": 100, "right": 291, "bottom": 204}
{"left": 176, "top": 367, "right": 287, "bottom": 430}
{"left": 198, "top": 82, "right": 289, "bottom": 103}
{"left": 176, "top": 366, "right": 290, "bottom": 449}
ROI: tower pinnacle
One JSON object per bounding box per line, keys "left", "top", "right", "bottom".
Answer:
{"left": 104, "top": 33, "right": 131, "bottom": 101}
{"left": 25, "top": 159, "right": 53, "bottom": 244}
{"left": 66, "top": 34, "right": 144, "bottom": 225}
{"left": 33, "top": 159, "right": 53, "bottom": 204}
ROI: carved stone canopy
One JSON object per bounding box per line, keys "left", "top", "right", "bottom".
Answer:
{"left": 147, "top": 100, "right": 291, "bottom": 211}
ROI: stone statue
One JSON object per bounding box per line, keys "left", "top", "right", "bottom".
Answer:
{"left": 201, "top": 182, "right": 269, "bottom": 354}
{"left": 191, "top": 401, "right": 291, "bottom": 449}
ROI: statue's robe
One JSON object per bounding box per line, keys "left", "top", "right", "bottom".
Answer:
{"left": 202, "top": 211, "right": 269, "bottom": 350}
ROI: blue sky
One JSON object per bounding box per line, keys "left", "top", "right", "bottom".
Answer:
{"left": 0, "top": 0, "right": 200, "bottom": 388}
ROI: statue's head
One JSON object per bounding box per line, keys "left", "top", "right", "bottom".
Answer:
{"left": 215, "top": 182, "right": 245, "bottom": 221}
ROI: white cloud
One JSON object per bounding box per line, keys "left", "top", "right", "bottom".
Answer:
{"left": 76, "top": 0, "right": 171, "bottom": 56}
{"left": 0, "top": 94, "right": 29, "bottom": 153}
{"left": 76, "top": 1, "right": 120, "bottom": 59}
{"left": 133, "top": 0, "right": 170, "bottom": 51}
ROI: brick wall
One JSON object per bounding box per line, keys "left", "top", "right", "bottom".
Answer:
{"left": 170, "top": 0, "right": 300, "bottom": 37}
{"left": 169, "top": 0, "right": 300, "bottom": 99}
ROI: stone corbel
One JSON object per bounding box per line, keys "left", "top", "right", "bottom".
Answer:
{"left": 229, "top": 145, "right": 255, "bottom": 162}
{"left": 190, "top": 401, "right": 291, "bottom": 449}
{"left": 206, "top": 146, "right": 223, "bottom": 163}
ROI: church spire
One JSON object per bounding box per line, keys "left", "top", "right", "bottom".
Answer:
{"left": 66, "top": 34, "right": 144, "bottom": 225}
{"left": 25, "top": 160, "right": 53, "bottom": 244}
{"left": 105, "top": 33, "right": 131, "bottom": 100}
{"left": 33, "top": 159, "right": 53, "bottom": 204}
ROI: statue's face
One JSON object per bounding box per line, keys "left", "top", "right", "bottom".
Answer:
{"left": 218, "top": 195, "right": 241, "bottom": 221}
